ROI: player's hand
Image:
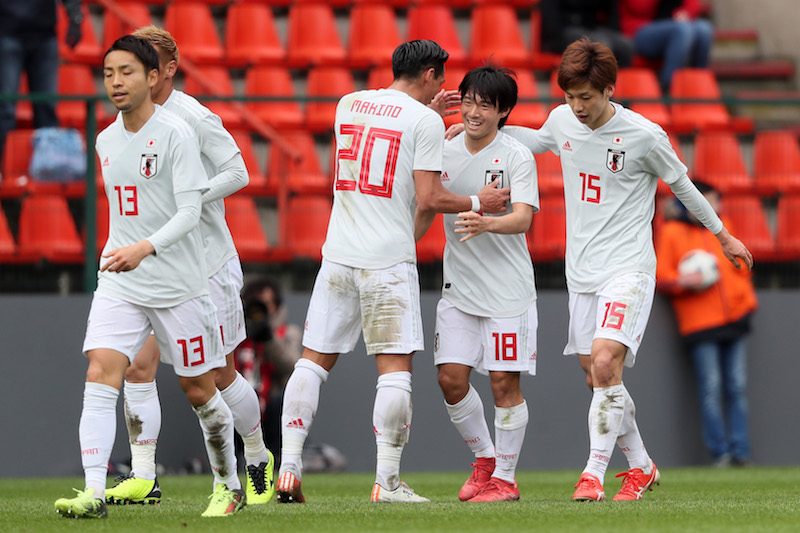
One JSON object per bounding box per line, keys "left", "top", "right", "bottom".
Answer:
{"left": 477, "top": 179, "right": 510, "bottom": 214}
{"left": 100, "top": 240, "right": 155, "bottom": 272}
{"left": 66, "top": 21, "right": 82, "bottom": 49}
{"left": 428, "top": 89, "right": 461, "bottom": 118}
{"left": 716, "top": 229, "right": 753, "bottom": 269}
{"left": 454, "top": 211, "right": 492, "bottom": 242}
{"left": 445, "top": 123, "right": 465, "bottom": 140}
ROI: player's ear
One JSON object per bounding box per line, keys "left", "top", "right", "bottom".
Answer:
{"left": 605, "top": 84, "right": 615, "bottom": 99}
{"left": 147, "top": 67, "right": 159, "bottom": 88}
{"left": 165, "top": 60, "right": 178, "bottom": 80}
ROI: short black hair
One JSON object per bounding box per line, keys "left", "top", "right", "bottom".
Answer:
{"left": 242, "top": 277, "right": 283, "bottom": 309}
{"left": 104, "top": 35, "right": 160, "bottom": 73}
{"left": 458, "top": 66, "right": 518, "bottom": 128}
{"left": 392, "top": 40, "right": 448, "bottom": 81}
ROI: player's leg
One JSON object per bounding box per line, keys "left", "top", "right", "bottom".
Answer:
{"left": 362, "top": 262, "right": 427, "bottom": 503}
{"left": 210, "top": 258, "right": 274, "bottom": 504}
{"left": 149, "top": 296, "right": 243, "bottom": 517}
{"left": 278, "top": 259, "right": 360, "bottom": 503}
{"left": 434, "top": 298, "right": 495, "bottom": 501}
{"left": 56, "top": 296, "right": 151, "bottom": 518}
{"left": 106, "top": 336, "right": 162, "bottom": 505}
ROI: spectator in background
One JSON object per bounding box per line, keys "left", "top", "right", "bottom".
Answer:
{"left": 541, "top": 0, "right": 634, "bottom": 67}
{"left": 0, "top": 0, "right": 82, "bottom": 161}
{"left": 619, "top": 0, "right": 713, "bottom": 91}
{"left": 656, "top": 182, "right": 757, "bottom": 467}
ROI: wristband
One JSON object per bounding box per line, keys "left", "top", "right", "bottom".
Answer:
{"left": 470, "top": 195, "right": 480, "bottom": 212}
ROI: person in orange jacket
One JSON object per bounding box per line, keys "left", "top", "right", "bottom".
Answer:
{"left": 656, "top": 181, "right": 757, "bottom": 466}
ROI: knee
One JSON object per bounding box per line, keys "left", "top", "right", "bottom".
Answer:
{"left": 437, "top": 369, "right": 469, "bottom": 404}
{"left": 213, "top": 361, "right": 237, "bottom": 391}
{"left": 180, "top": 376, "right": 215, "bottom": 407}
{"left": 694, "top": 20, "right": 714, "bottom": 41}
{"left": 125, "top": 362, "right": 154, "bottom": 383}
{"left": 489, "top": 373, "right": 520, "bottom": 405}
{"left": 590, "top": 348, "right": 620, "bottom": 386}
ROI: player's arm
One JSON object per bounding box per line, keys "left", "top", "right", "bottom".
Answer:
{"left": 415, "top": 169, "right": 509, "bottom": 214}
{"left": 101, "top": 190, "right": 202, "bottom": 272}
{"left": 454, "top": 202, "right": 533, "bottom": 242}
{"left": 202, "top": 152, "right": 249, "bottom": 203}
{"left": 414, "top": 207, "right": 436, "bottom": 241}
{"left": 197, "top": 115, "right": 250, "bottom": 203}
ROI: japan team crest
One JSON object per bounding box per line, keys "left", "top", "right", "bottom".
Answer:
{"left": 485, "top": 169, "right": 504, "bottom": 187}
{"left": 140, "top": 153, "right": 158, "bottom": 178}
{"left": 606, "top": 149, "right": 625, "bottom": 173}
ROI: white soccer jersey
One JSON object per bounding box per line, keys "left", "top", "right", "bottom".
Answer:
{"left": 95, "top": 106, "right": 210, "bottom": 307}
{"left": 164, "top": 90, "right": 240, "bottom": 276}
{"left": 322, "top": 89, "right": 445, "bottom": 269}
{"left": 441, "top": 131, "right": 539, "bottom": 317}
{"left": 506, "top": 103, "right": 687, "bottom": 292}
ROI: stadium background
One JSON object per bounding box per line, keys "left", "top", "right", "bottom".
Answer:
{"left": 1, "top": 0, "right": 799, "bottom": 476}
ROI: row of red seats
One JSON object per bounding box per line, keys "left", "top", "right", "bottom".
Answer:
{"left": 4, "top": 191, "right": 799, "bottom": 265}
{"left": 61, "top": 2, "right": 557, "bottom": 69}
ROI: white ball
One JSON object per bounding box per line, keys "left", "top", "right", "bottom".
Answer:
{"left": 678, "top": 249, "right": 720, "bottom": 289}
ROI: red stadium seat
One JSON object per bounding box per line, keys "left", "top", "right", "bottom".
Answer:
{"left": 305, "top": 67, "right": 356, "bottom": 133}
{"left": 268, "top": 132, "right": 330, "bottom": 196}
{"left": 57, "top": 5, "right": 103, "bottom": 64}
{"left": 18, "top": 194, "right": 83, "bottom": 262}
{"left": 225, "top": 2, "right": 285, "bottom": 67}
{"left": 508, "top": 70, "right": 547, "bottom": 129}
{"left": 225, "top": 196, "right": 270, "bottom": 262}
{"left": 348, "top": 3, "right": 401, "bottom": 68}
{"left": 183, "top": 66, "right": 244, "bottom": 129}
{"left": 722, "top": 196, "right": 775, "bottom": 260}
{"left": 102, "top": 3, "right": 152, "bottom": 50}
{"left": 471, "top": 5, "right": 529, "bottom": 67}
{"left": 229, "top": 130, "right": 269, "bottom": 196}
{"left": 615, "top": 68, "right": 671, "bottom": 130}
{"left": 529, "top": 6, "right": 562, "bottom": 71}
{"left": 244, "top": 66, "right": 303, "bottom": 129}
{"left": 670, "top": 69, "right": 730, "bottom": 133}
{"left": 16, "top": 76, "right": 33, "bottom": 128}
{"left": 549, "top": 70, "right": 564, "bottom": 110}
{"left": 416, "top": 214, "right": 446, "bottom": 263}
{"left": 57, "top": 64, "right": 107, "bottom": 129}
{"left": 692, "top": 132, "right": 754, "bottom": 193}
{"left": 287, "top": 3, "right": 346, "bottom": 67}
{"left": 776, "top": 195, "right": 800, "bottom": 260}
{"left": 442, "top": 67, "right": 468, "bottom": 128}
{"left": 367, "top": 67, "right": 395, "bottom": 90}
{"left": 164, "top": 3, "right": 224, "bottom": 64}
{"left": 753, "top": 130, "right": 800, "bottom": 194}
{"left": 2, "top": 129, "right": 34, "bottom": 194}
{"left": 533, "top": 151, "right": 563, "bottom": 195}
{"left": 529, "top": 194, "right": 566, "bottom": 261}
{"left": 286, "top": 196, "right": 331, "bottom": 260}
{"left": 0, "top": 204, "right": 15, "bottom": 257}
{"left": 407, "top": 5, "right": 467, "bottom": 67}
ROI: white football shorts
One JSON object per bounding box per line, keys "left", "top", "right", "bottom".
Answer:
{"left": 303, "top": 259, "right": 424, "bottom": 356}
{"left": 83, "top": 293, "right": 225, "bottom": 377}
{"left": 434, "top": 297, "right": 538, "bottom": 375}
{"left": 563, "top": 271, "right": 655, "bottom": 367}
{"left": 208, "top": 256, "right": 246, "bottom": 354}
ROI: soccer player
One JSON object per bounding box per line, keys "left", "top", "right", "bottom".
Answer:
{"left": 453, "top": 38, "right": 752, "bottom": 501}
{"left": 418, "top": 66, "right": 539, "bottom": 503}
{"left": 276, "top": 40, "right": 510, "bottom": 504}
{"left": 100, "top": 26, "right": 275, "bottom": 507}
{"left": 54, "top": 35, "right": 243, "bottom": 518}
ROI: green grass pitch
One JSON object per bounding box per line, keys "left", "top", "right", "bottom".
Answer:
{"left": 2, "top": 468, "right": 799, "bottom": 532}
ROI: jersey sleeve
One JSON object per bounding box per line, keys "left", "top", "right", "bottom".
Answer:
{"left": 642, "top": 129, "right": 688, "bottom": 185}
{"left": 171, "top": 134, "right": 210, "bottom": 195}
{"left": 509, "top": 148, "right": 539, "bottom": 212}
{"left": 503, "top": 116, "right": 559, "bottom": 155}
{"left": 412, "top": 111, "right": 445, "bottom": 172}
{"left": 196, "top": 114, "right": 241, "bottom": 167}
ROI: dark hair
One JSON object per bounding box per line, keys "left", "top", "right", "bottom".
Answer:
{"left": 392, "top": 40, "right": 449, "bottom": 81}
{"left": 242, "top": 278, "right": 283, "bottom": 309}
{"left": 104, "top": 35, "right": 160, "bottom": 73}
{"left": 558, "top": 37, "right": 617, "bottom": 93}
{"left": 459, "top": 66, "right": 518, "bottom": 129}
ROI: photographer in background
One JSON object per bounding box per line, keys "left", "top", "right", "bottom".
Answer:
{"left": 656, "top": 182, "right": 757, "bottom": 467}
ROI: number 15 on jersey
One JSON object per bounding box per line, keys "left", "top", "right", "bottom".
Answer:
{"left": 335, "top": 124, "right": 403, "bottom": 199}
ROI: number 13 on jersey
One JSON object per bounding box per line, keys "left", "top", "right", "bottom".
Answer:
{"left": 335, "top": 124, "right": 402, "bottom": 198}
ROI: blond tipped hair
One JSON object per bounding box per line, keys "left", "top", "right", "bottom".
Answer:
{"left": 132, "top": 25, "right": 179, "bottom": 64}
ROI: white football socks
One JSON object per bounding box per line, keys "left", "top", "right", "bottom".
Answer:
{"left": 193, "top": 390, "right": 240, "bottom": 490}
{"left": 280, "top": 358, "right": 329, "bottom": 478}
{"left": 220, "top": 372, "right": 268, "bottom": 466}
{"left": 583, "top": 384, "right": 626, "bottom": 482}
{"left": 80, "top": 382, "right": 119, "bottom": 498}
{"left": 445, "top": 385, "right": 495, "bottom": 459}
{"left": 123, "top": 380, "right": 160, "bottom": 481}
{"left": 493, "top": 400, "right": 528, "bottom": 483}
{"left": 616, "top": 384, "right": 652, "bottom": 473}
{"left": 374, "top": 371, "right": 412, "bottom": 491}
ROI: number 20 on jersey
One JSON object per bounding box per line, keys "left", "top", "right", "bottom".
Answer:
{"left": 335, "top": 124, "right": 403, "bottom": 199}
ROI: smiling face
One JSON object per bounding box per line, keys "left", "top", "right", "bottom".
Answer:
{"left": 564, "top": 80, "right": 614, "bottom": 130}
{"left": 103, "top": 50, "right": 158, "bottom": 113}
{"left": 461, "top": 91, "right": 508, "bottom": 143}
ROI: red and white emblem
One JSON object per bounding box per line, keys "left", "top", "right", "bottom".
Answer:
{"left": 146, "top": 138, "right": 156, "bottom": 148}
{"left": 612, "top": 136, "right": 623, "bottom": 145}
{"left": 606, "top": 149, "right": 625, "bottom": 173}
{"left": 140, "top": 153, "right": 158, "bottom": 178}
